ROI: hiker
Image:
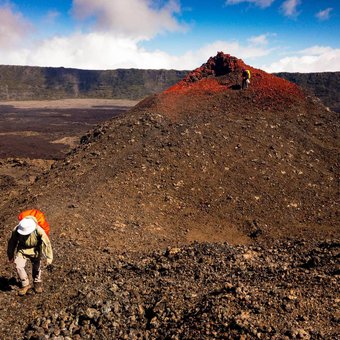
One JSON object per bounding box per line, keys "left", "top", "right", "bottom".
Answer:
{"left": 241, "top": 68, "right": 251, "bottom": 89}
{"left": 7, "top": 216, "right": 53, "bottom": 295}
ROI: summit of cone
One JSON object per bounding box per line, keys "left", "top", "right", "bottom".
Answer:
{"left": 133, "top": 52, "right": 306, "bottom": 121}
{"left": 165, "top": 52, "right": 303, "bottom": 100}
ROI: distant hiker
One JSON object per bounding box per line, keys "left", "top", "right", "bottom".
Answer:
{"left": 7, "top": 215, "right": 53, "bottom": 296}
{"left": 241, "top": 68, "right": 251, "bottom": 89}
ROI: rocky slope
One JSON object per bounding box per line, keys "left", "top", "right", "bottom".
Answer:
{"left": 0, "top": 52, "right": 338, "bottom": 339}
{"left": 21, "top": 240, "right": 340, "bottom": 339}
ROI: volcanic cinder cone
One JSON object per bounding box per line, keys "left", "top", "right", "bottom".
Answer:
{"left": 1, "top": 52, "right": 338, "bottom": 254}
{"left": 0, "top": 51, "right": 339, "bottom": 340}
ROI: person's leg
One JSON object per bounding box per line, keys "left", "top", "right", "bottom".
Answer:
{"left": 14, "top": 256, "right": 29, "bottom": 287}
{"left": 32, "top": 257, "right": 43, "bottom": 293}
{"left": 32, "top": 258, "right": 42, "bottom": 283}
{"left": 14, "top": 256, "right": 31, "bottom": 295}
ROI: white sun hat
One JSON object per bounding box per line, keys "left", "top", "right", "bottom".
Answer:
{"left": 17, "top": 217, "right": 37, "bottom": 235}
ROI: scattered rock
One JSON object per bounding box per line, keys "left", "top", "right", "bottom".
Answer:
{"left": 20, "top": 241, "right": 340, "bottom": 339}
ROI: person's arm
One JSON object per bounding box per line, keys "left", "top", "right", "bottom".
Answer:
{"left": 41, "top": 233, "right": 53, "bottom": 264}
{"left": 7, "top": 230, "right": 18, "bottom": 261}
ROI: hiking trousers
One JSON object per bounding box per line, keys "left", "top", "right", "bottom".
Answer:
{"left": 14, "top": 255, "right": 42, "bottom": 287}
{"left": 242, "top": 79, "right": 248, "bottom": 89}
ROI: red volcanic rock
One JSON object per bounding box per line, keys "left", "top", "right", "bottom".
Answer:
{"left": 165, "top": 51, "right": 245, "bottom": 93}
{"left": 164, "top": 51, "right": 304, "bottom": 113}
{"left": 185, "top": 51, "right": 246, "bottom": 81}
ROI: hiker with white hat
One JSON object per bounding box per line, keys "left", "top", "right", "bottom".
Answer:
{"left": 7, "top": 216, "right": 53, "bottom": 296}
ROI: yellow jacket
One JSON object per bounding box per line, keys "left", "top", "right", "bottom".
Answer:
{"left": 7, "top": 225, "right": 53, "bottom": 264}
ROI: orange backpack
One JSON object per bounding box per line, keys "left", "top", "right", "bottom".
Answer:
{"left": 18, "top": 209, "right": 50, "bottom": 237}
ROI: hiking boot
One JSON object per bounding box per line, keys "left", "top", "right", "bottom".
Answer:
{"left": 34, "top": 282, "right": 43, "bottom": 294}
{"left": 18, "top": 285, "right": 31, "bottom": 296}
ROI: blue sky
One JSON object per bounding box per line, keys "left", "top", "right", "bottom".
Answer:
{"left": 0, "top": 0, "right": 339, "bottom": 72}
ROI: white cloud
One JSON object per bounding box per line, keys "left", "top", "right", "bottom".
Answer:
{"left": 0, "top": 0, "right": 187, "bottom": 69}
{"left": 0, "top": 4, "right": 32, "bottom": 48}
{"left": 262, "top": 46, "right": 340, "bottom": 72}
{"left": 72, "top": 0, "right": 185, "bottom": 39}
{"left": 166, "top": 39, "right": 272, "bottom": 70}
{"left": 299, "top": 46, "right": 335, "bottom": 56}
{"left": 43, "top": 10, "right": 60, "bottom": 24}
{"left": 0, "top": 0, "right": 275, "bottom": 71}
{"left": 2, "top": 27, "right": 339, "bottom": 73}
{"left": 281, "top": 0, "right": 301, "bottom": 17}
{"left": 315, "top": 8, "right": 332, "bottom": 21}
{"left": 0, "top": 32, "right": 169, "bottom": 69}
{"left": 197, "top": 40, "right": 272, "bottom": 60}
{"left": 225, "top": 0, "right": 274, "bottom": 8}
{"left": 0, "top": 3, "right": 337, "bottom": 74}
{"left": 248, "top": 34, "right": 271, "bottom": 46}
{"left": 0, "top": 1, "right": 190, "bottom": 70}
{"left": 0, "top": 32, "right": 274, "bottom": 70}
